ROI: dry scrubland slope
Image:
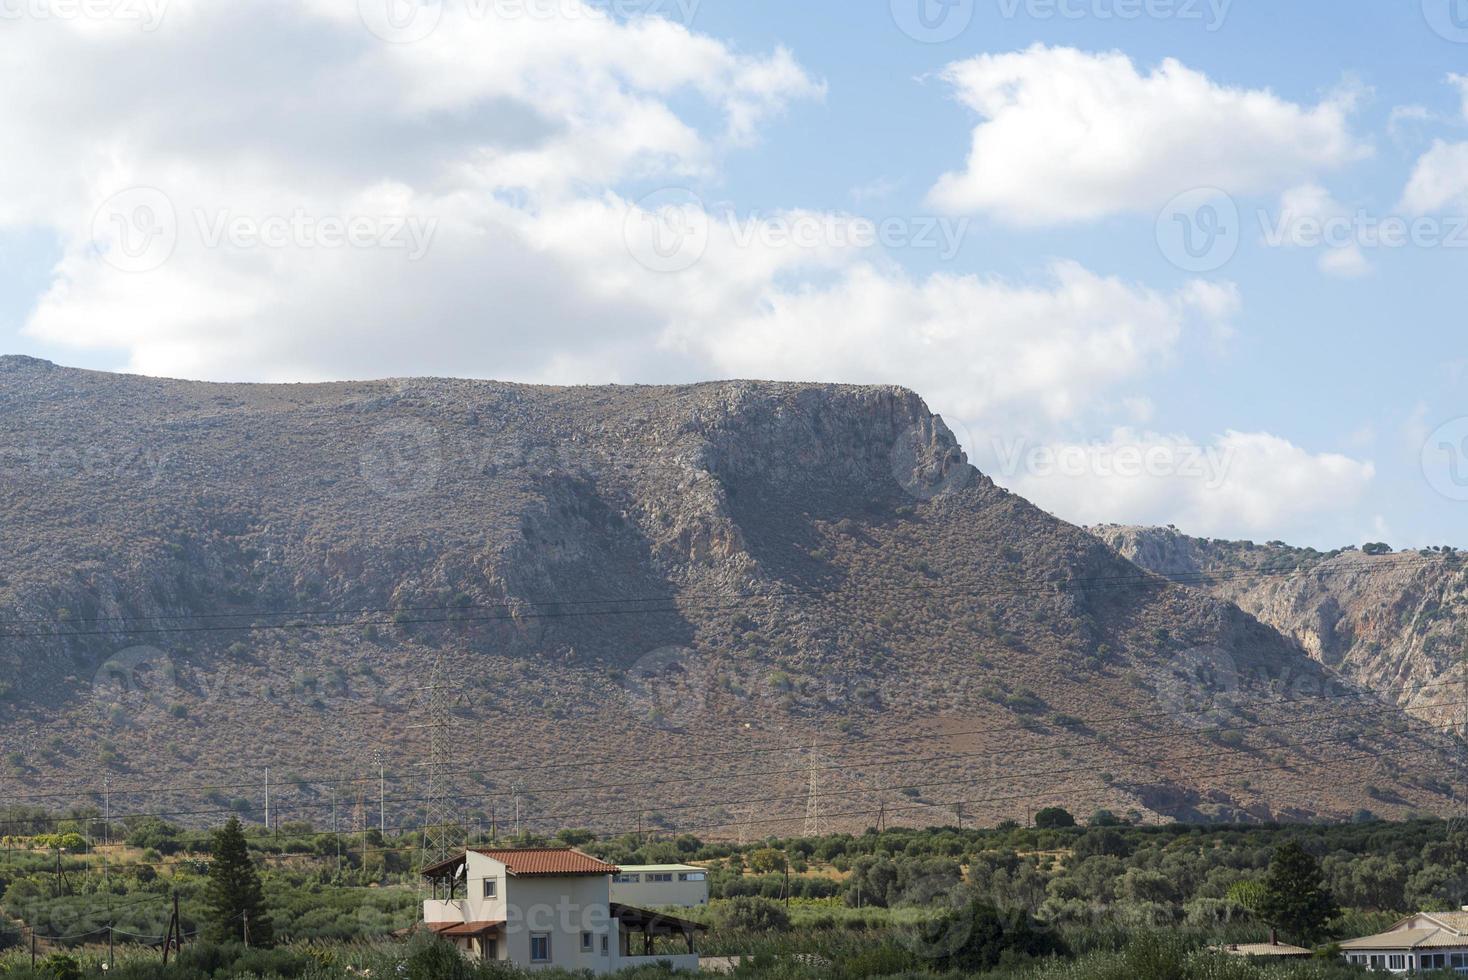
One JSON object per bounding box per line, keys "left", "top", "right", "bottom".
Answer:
{"left": 1093, "top": 525, "right": 1468, "bottom": 732}
{"left": 0, "top": 355, "right": 1459, "bottom": 831}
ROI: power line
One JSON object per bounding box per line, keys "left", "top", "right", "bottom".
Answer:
{"left": 6, "top": 673, "right": 1465, "bottom": 811}
{"left": 3, "top": 704, "right": 1456, "bottom": 840}
{"left": 4, "top": 549, "right": 1462, "bottom": 642}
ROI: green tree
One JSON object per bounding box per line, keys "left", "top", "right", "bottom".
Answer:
{"left": 1033, "top": 807, "right": 1075, "bottom": 829}
{"left": 748, "top": 847, "right": 786, "bottom": 874}
{"left": 204, "top": 816, "right": 274, "bottom": 946}
{"left": 1256, "top": 842, "right": 1338, "bottom": 945}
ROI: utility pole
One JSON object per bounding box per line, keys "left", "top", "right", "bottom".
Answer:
{"left": 803, "top": 746, "right": 823, "bottom": 838}
{"left": 414, "top": 653, "right": 461, "bottom": 867}
{"left": 264, "top": 767, "right": 271, "bottom": 832}
{"left": 374, "top": 750, "right": 385, "bottom": 835}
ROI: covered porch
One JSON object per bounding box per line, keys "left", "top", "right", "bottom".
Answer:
{"left": 427, "top": 920, "right": 504, "bottom": 962}
{"left": 612, "top": 903, "right": 705, "bottom": 958}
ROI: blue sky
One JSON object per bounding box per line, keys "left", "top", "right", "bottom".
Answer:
{"left": 2, "top": 0, "right": 1466, "bottom": 548}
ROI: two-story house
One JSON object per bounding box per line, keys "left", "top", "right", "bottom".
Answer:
{"left": 610, "top": 864, "right": 710, "bottom": 908}
{"left": 422, "top": 846, "right": 703, "bottom": 973}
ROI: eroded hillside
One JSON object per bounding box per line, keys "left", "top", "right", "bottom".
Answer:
{"left": 0, "top": 357, "right": 1460, "bottom": 834}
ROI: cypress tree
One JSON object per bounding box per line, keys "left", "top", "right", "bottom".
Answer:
{"left": 1257, "top": 840, "right": 1339, "bottom": 945}
{"left": 204, "top": 816, "right": 274, "bottom": 946}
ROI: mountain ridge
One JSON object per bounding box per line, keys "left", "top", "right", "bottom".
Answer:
{"left": 0, "top": 359, "right": 1460, "bottom": 832}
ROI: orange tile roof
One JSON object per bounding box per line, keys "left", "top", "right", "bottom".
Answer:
{"left": 470, "top": 847, "right": 619, "bottom": 876}
{"left": 428, "top": 921, "right": 504, "bottom": 937}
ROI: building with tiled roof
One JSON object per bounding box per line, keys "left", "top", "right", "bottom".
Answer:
{"left": 1339, "top": 909, "right": 1468, "bottom": 973}
{"left": 422, "top": 847, "right": 703, "bottom": 974}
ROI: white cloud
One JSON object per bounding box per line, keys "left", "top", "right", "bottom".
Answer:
{"left": 927, "top": 45, "right": 1367, "bottom": 225}
{"left": 988, "top": 428, "right": 1376, "bottom": 543}
{"left": 1272, "top": 184, "right": 1371, "bottom": 278}
{"left": 1401, "top": 140, "right": 1468, "bottom": 214}
{"left": 677, "top": 260, "right": 1237, "bottom": 426}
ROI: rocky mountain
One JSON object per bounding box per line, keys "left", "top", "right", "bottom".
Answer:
{"left": 0, "top": 356, "right": 1461, "bottom": 835}
{"left": 1092, "top": 525, "right": 1468, "bottom": 732}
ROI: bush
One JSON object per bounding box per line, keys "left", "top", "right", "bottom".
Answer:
{"left": 711, "top": 896, "right": 791, "bottom": 932}
{"left": 1035, "top": 807, "right": 1076, "bottom": 829}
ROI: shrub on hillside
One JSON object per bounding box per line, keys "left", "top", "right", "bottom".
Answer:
{"left": 711, "top": 896, "right": 791, "bottom": 932}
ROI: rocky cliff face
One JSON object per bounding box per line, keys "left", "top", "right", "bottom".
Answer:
{"left": 0, "top": 358, "right": 1460, "bottom": 831}
{"left": 1093, "top": 525, "right": 1468, "bottom": 731}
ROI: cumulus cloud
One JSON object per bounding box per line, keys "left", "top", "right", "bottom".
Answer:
{"left": 683, "top": 260, "right": 1237, "bottom": 425}
{"left": 1269, "top": 184, "right": 1371, "bottom": 278}
{"left": 988, "top": 428, "right": 1376, "bottom": 543}
{"left": 1400, "top": 140, "right": 1468, "bottom": 214}
{"left": 927, "top": 45, "right": 1367, "bottom": 225}
{"left": 2, "top": 5, "right": 1373, "bottom": 544}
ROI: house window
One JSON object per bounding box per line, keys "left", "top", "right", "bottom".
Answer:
{"left": 600, "top": 936, "right": 609, "bottom": 955}
{"left": 530, "top": 934, "right": 551, "bottom": 963}
{"left": 614, "top": 873, "right": 641, "bottom": 883}
{"left": 1453, "top": 952, "right": 1468, "bottom": 968}
{"left": 581, "top": 932, "right": 593, "bottom": 952}
{"left": 482, "top": 878, "right": 498, "bottom": 899}
{"left": 483, "top": 939, "right": 498, "bottom": 961}
{"left": 647, "top": 873, "right": 673, "bottom": 882}
{"left": 679, "top": 872, "right": 706, "bottom": 882}
{"left": 1388, "top": 954, "right": 1406, "bottom": 970}
{"left": 1422, "top": 953, "right": 1447, "bottom": 969}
